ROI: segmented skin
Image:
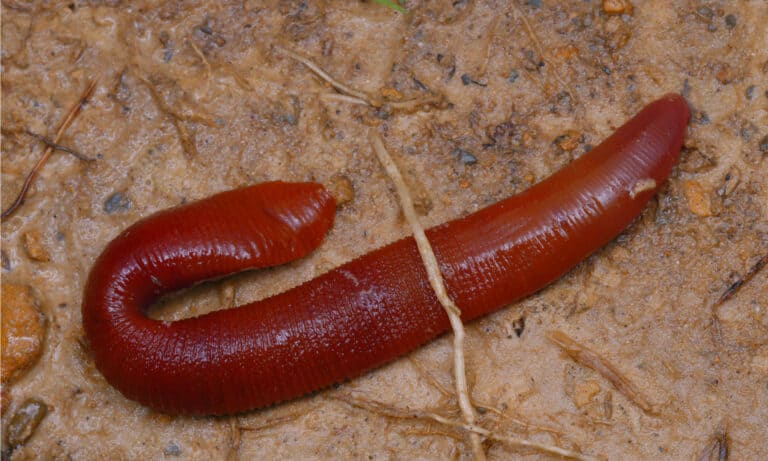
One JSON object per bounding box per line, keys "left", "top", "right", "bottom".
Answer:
{"left": 83, "top": 94, "right": 690, "bottom": 415}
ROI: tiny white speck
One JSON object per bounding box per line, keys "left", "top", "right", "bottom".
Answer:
{"left": 629, "top": 178, "right": 656, "bottom": 199}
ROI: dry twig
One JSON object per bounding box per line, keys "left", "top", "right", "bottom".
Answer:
{"left": 713, "top": 254, "right": 767, "bottom": 308}
{"left": 710, "top": 253, "right": 767, "bottom": 345}
{"left": 547, "top": 331, "right": 658, "bottom": 414}
{"left": 696, "top": 423, "right": 728, "bottom": 461}
{"left": 370, "top": 132, "right": 485, "bottom": 460}
{"left": 2, "top": 78, "right": 98, "bottom": 220}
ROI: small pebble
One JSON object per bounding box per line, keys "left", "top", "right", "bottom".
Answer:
{"left": 554, "top": 130, "right": 580, "bottom": 152}
{"left": 1, "top": 250, "right": 10, "bottom": 271}
{"left": 5, "top": 399, "right": 47, "bottom": 449}
{"left": 681, "top": 79, "right": 692, "bottom": 98}
{"left": 602, "top": 0, "right": 633, "bottom": 16}
{"left": 759, "top": 134, "right": 768, "bottom": 155}
{"left": 717, "top": 169, "right": 740, "bottom": 197}
{"left": 715, "top": 63, "right": 732, "bottom": 84}
{"left": 725, "top": 14, "right": 736, "bottom": 29}
{"left": 380, "top": 87, "right": 403, "bottom": 101}
{"left": 452, "top": 148, "right": 477, "bottom": 165}
{"left": 163, "top": 442, "right": 181, "bottom": 456}
{"left": 460, "top": 74, "right": 471, "bottom": 85}
{"left": 2, "top": 284, "right": 46, "bottom": 384}
{"left": 507, "top": 69, "right": 519, "bottom": 83}
{"left": 696, "top": 6, "right": 713, "bottom": 19}
{"left": 22, "top": 230, "right": 50, "bottom": 262}
{"left": 329, "top": 174, "right": 355, "bottom": 206}
{"left": 683, "top": 180, "right": 712, "bottom": 217}
{"left": 104, "top": 192, "right": 131, "bottom": 214}
{"left": 526, "top": 0, "right": 541, "bottom": 8}
{"left": 693, "top": 111, "right": 710, "bottom": 125}
{"left": 512, "top": 316, "right": 525, "bottom": 337}
{"left": 746, "top": 85, "right": 755, "bottom": 100}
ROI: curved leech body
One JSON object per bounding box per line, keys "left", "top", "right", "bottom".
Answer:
{"left": 83, "top": 94, "right": 690, "bottom": 415}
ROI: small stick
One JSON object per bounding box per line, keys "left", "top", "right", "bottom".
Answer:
{"left": 279, "top": 47, "right": 382, "bottom": 107}
{"left": 25, "top": 131, "right": 95, "bottom": 162}
{"left": 334, "top": 395, "right": 598, "bottom": 461}
{"left": 370, "top": 132, "right": 485, "bottom": 461}
{"left": 2, "top": 78, "right": 98, "bottom": 220}
{"left": 713, "top": 254, "right": 767, "bottom": 307}
{"left": 710, "top": 253, "right": 767, "bottom": 346}
{"left": 547, "top": 330, "right": 658, "bottom": 415}
{"left": 696, "top": 423, "right": 728, "bottom": 461}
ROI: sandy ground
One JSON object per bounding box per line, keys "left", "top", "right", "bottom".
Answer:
{"left": 2, "top": 1, "right": 767, "bottom": 459}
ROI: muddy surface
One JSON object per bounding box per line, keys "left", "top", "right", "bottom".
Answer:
{"left": 1, "top": 1, "right": 767, "bottom": 459}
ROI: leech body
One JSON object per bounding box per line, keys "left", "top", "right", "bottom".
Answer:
{"left": 83, "top": 94, "right": 690, "bottom": 415}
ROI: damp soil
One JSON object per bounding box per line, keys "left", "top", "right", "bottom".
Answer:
{"left": 1, "top": 1, "right": 767, "bottom": 459}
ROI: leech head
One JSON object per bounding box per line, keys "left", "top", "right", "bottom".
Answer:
{"left": 629, "top": 178, "right": 657, "bottom": 199}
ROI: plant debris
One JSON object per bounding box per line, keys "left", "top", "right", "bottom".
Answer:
{"left": 712, "top": 254, "right": 767, "bottom": 308}
{"left": 333, "top": 395, "right": 598, "bottom": 461}
{"left": 547, "top": 330, "right": 659, "bottom": 414}
{"left": 1, "top": 79, "right": 98, "bottom": 220}
{"left": 370, "top": 132, "right": 485, "bottom": 460}
{"left": 696, "top": 423, "right": 728, "bottom": 461}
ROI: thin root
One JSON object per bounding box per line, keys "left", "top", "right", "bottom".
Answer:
{"left": 25, "top": 130, "right": 95, "bottom": 162}
{"left": 280, "top": 46, "right": 381, "bottom": 107}
{"left": 547, "top": 331, "right": 658, "bottom": 415}
{"left": 281, "top": 46, "right": 447, "bottom": 113}
{"left": 2, "top": 78, "right": 98, "bottom": 220}
{"left": 370, "top": 131, "right": 484, "bottom": 460}
{"left": 510, "top": 3, "right": 576, "bottom": 103}
{"left": 333, "top": 395, "right": 598, "bottom": 461}
{"left": 319, "top": 92, "right": 370, "bottom": 106}
{"left": 136, "top": 74, "right": 217, "bottom": 157}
